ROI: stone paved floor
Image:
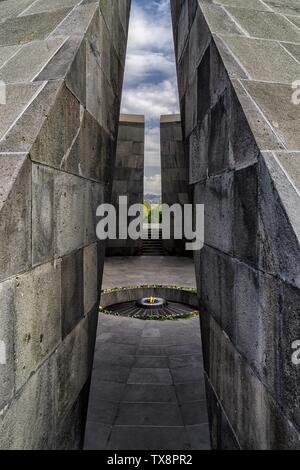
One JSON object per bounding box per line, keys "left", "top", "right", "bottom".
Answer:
{"left": 84, "top": 257, "right": 210, "bottom": 450}
{"left": 101, "top": 256, "right": 197, "bottom": 289}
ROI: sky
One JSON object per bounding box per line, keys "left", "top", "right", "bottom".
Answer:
{"left": 120, "top": 0, "right": 179, "bottom": 196}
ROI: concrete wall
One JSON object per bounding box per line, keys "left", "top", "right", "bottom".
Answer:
{"left": 171, "top": 0, "right": 300, "bottom": 450}
{"left": 160, "top": 114, "right": 190, "bottom": 255}
{"left": 0, "top": 0, "right": 130, "bottom": 449}
{"left": 107, "top": 114, "right": 145, "bottom": 256}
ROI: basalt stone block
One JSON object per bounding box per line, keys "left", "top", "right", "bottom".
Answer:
{"left": 188, "top": 7, "right": 210, "bottom": 81}
{"left": 205, "top": 378, "right": 240, "bottom": 450}
{"left": 185, "top": 71, "right": 198, "bottom": 137}
{"left": 210, "top": 40, "right": 231, "bottom": 110}
{"left": 229, "top": 84, "right": 261, "bottom": 169}
{"left": 199, "top": 245, "right": 235, "bottom": 340}
{"left": 0, "top": 154, "right": 31, "bottom": 282}
{"left": 54, "top": 171, "right": 86, "bottom": 256}
{"left": 30, "top": 83, "right": 81, "bottom": 170}
{"left": 0, "top": 9, "right": 73, "bottom": 46}
{"left": 84, "top": 243, "right": 99, "bottom": 315}
{"left": 234, "top": 262, "right": 281, "bottom": 392}
{"left": 32, "top": 164, "right": 55, "bottom": 266}
{"left": 56, "top": 318, "right": 90, "bottom": 420}
{"left": 194, "top": 172, "right": 234, "bottom": 255}
{"left": 0, "top": 278, "right": 16, "bottom": 411}
{"left": 206, "top": 314, "right": 300, "bottom": 449}
{"left": 177, "top": 0, "right": 189, "bottom": 62}
{"left": 208, "top": 90, "right": 231, "bottom": 175}
{"left": 86, "top": 7, "right": 111, "bottom": 86}
{"left": 220, "top": 35, "right": 300, "bottom": 83}
{"left": 243, "top": 81, "right": 300, "bottom": 151}
{"left": 85, "top": 180, "right": 105, "bottom": 245}
{"left": 0, "top": 359, "right": 55, "bottom": 450}
{"left": 278, "top": 282, "right": 300, "bottom": 429}
{"left": 0, "top": 45, "right": 21, "bottom": 68}
{"left": 0, "top": 81, "right": 63, "bottom": 154}
{"left": 0, "top": 83, "right": 44, "bottom": 141}
{"left": 49, "top": 3, "right": 97, "bottom": 37}
{"left": 61, "top": 250, "right": 84, "bottom": 338}
{"left": 197, "top": 45, "right": 211, "bottom": 125}
{"left": 14, "top": 261, "right": 61, "bottom": 391}
{"left": 56, "top": 379, "right": 91, "bottom": 450}
{"left": 23, "top": 0, "right": 80, "bottom": 15}
{"left": 199, "top": 1, "right": 243, "bottom": 35}
{"left": 213, "top": 34, "right": 247, "bottom": 80}
{"left": 259, "top": 153, "right": 300, "bottom": 287}
{"left": 226, "top": 6, "right": 300, "bottom": 42}
{"left": 0, "top": 0, "right": 36, "bottom": 21}
{"left": 0, "top": 38, "right": 65, "bottom": 84}
{"left": 231, "top": 80, "right": 284, "bottom": 152}
{"left": 61, "top": 110, "right": 112, "bottom": 183}
{"left": 233, "top": 164, "right": 259, "bottom": 267}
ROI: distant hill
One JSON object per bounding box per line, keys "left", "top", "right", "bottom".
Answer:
{"left": 144, "top": 194, "right": 161, "bottom": 204}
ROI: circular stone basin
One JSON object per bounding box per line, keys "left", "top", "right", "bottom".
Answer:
{"left": 100, "top": 286, "right": 199, "bottom": 320}
{"left": 136, "top": 297, "right": 168, "bottom": 309}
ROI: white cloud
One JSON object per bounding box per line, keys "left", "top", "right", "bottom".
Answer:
{"left": 124, "top": 51, "right": 176, "bottom": 85}
{"left": 121, "top": 80, "right": 178, "bottom": 119}
{"left": 144, "top": 174, "right": 161, "bottom": 195}
{"left": 127, "top": 4, "right": 173, "bottom": 54}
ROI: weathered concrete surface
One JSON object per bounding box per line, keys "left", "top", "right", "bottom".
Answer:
{"left": 160, "top": 114, "right": 191, "bottom": 255}
{"left": 107, "top": 114, "right": 145, "bottom": 256}
{"left": 171, "top": 0, "right": 300, "bottom": 450}
{"left": 0, "top": 0, "right": 131, "bottom": 450}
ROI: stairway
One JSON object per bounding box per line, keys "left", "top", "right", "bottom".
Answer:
{"left": 142, "top": 227, "right": 165, "bottom": 256}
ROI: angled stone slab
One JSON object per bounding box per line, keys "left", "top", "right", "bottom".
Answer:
{"left": 0, "top": 278, "right": 16, "bottom": 411}
{"left": 0, "top": 80, "right": 62, "bottom": 154}
{"left": 0, "top": 45, "right": 21, "bottom": 68}
{"left": 0, "top": 82, "right": 44, "bottom": 141}
{"left": 259, "top": 152, "right": 300, "bottom": 287}
{"left": 199, "top": 1, "right": 244, "bottom": 35}
{"left": 212, "top": 0, "right": 269, "bottom": 9}
{"left": 29, "top": 83, "right": 81, "bottom": 169}
{"left": 242, "top": 80, "right": 300, "bottom": 150}
{"left": 14, "top": 261, "right": 62, "bottom": 391}
{"left": 0, "top": 9, "right": 73, "bottom": 46}
{"left": 61, "top": 250, "right": 84, "bottom": 338}
{"left": 31, "top": 164, "right": 56, "bottom": 267}
{"left": 0, "top": 38, "right": 65, "bottom": 84}
{"left": 282, "top": 42, "right": 300, "bottom": 64}
{"left": 263, "top": 0, "right": 300, "bottom": 16}
{"left": 49, "top": 3, "right": 98, "bottom": 37}
{"left": 213, "top": 35, "right": 248, "bottom": 79}
{"left": 55, "top": 317, "right": 90, "bottom": 420}
{"left": 274, "top": 152, "right": 300, "bottom": 192}
{"left": 0, "top": 153, "right": 31, "bottom": 282}
{"left": 0, "top": 0, "right": 36, "bottom": 21}
{"left": 220, "top": 36, "right": 300, "bottom": 83}
{"left": 0, "top": 359, "right": 55, "bottom": 450}
{"left": 22, "top": 0, "right": 80, "bottom": 16}
{"left": 225, "top": 7, "right": 300, "bottom": 42}
{"left": 286, "top": 14, "right": 300, "bottom": 30}
{"left": 231, "top": 79, "right": 285, "bottom": 151}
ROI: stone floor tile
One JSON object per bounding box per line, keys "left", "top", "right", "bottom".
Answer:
{"left": 186, "top": 424, "right": 211, "bottom": 450}
{"left": 127, "top": 368, "right": 173, "bottom": 385}
{"left": 107, "top": 426, "right": 191, "bottom": 450}
{"left": 122, "top": 384, "right": 177, "bottom": 403}
{"left": 84, "top": 422, "right": 111, "bottom": 450}
{"left": 181, "top": 401, "right": 209, "bottom": 426}
{"left": 115, "top": 403, "right": 183, "bottom": 426}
